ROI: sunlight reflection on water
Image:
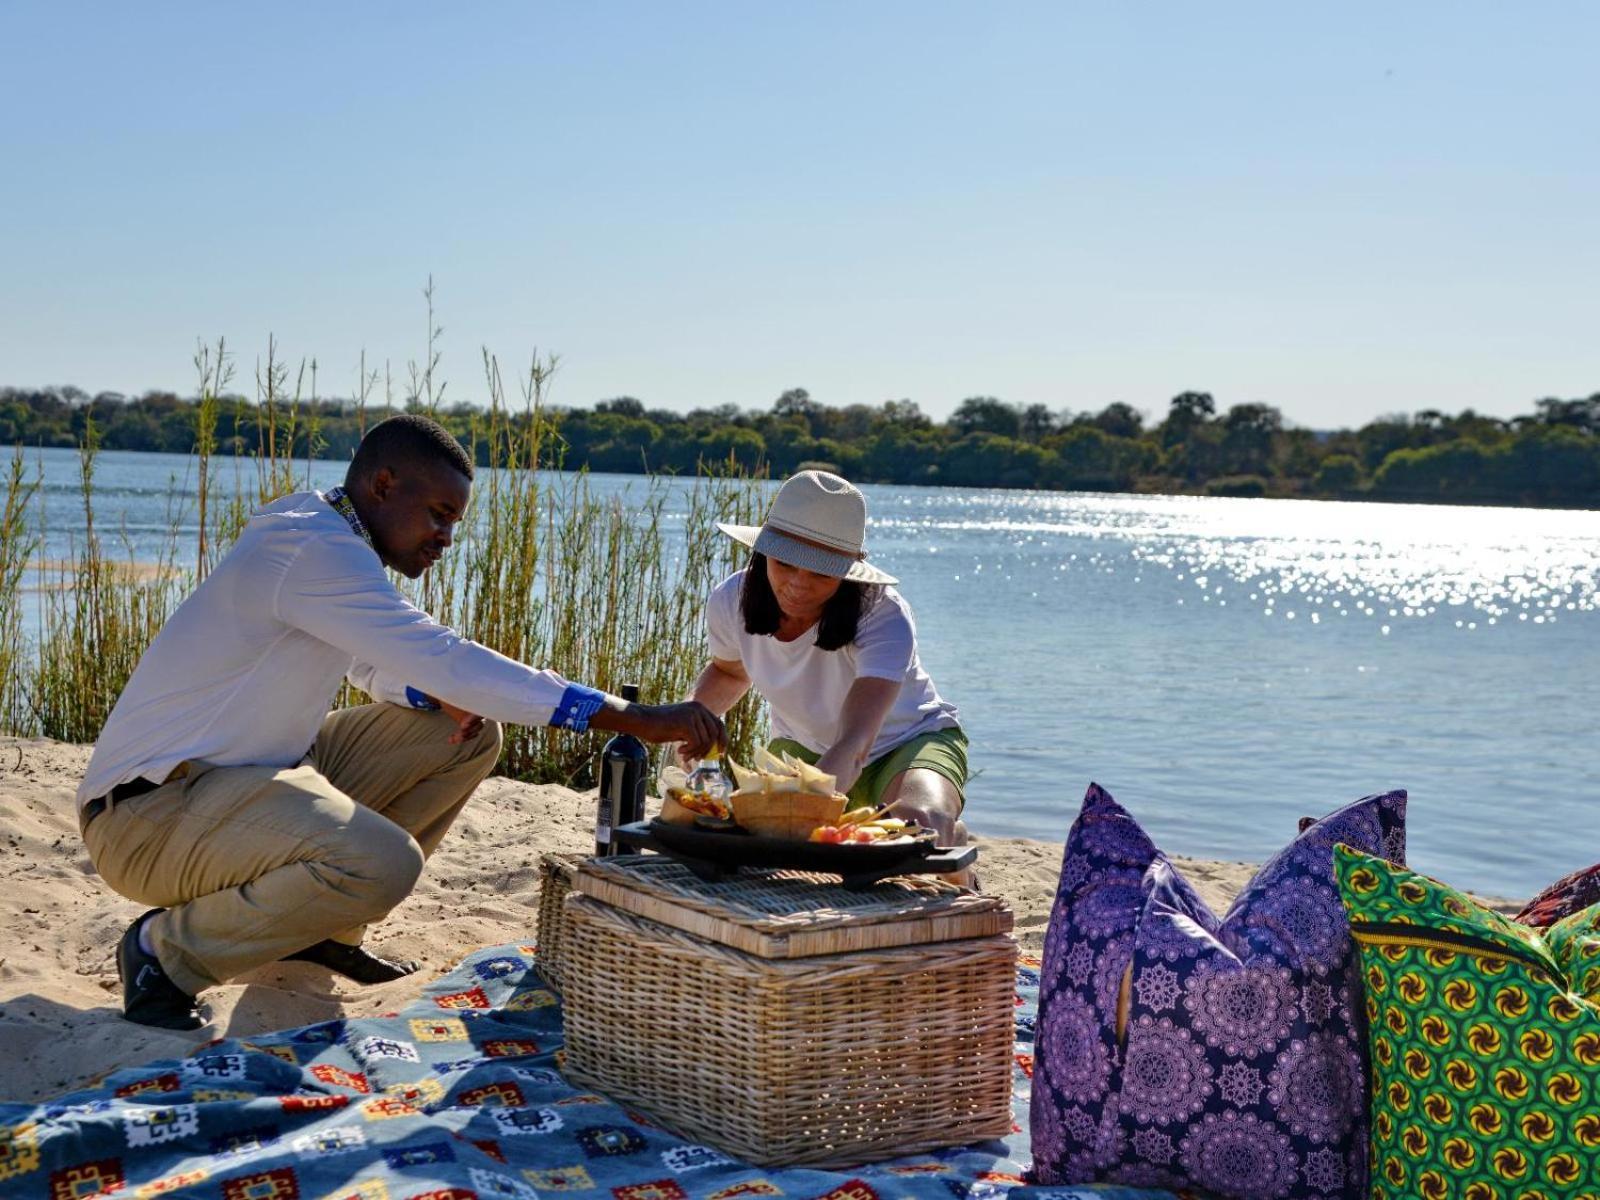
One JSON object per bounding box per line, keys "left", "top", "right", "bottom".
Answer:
{"left": 868, "top": 489, "right": 1600, "bottom": 898}
{"left": 876, "top": 491, "right": 1596, "bottom": 629}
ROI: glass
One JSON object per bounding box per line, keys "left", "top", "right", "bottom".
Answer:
{"left": 685, "top": 757, "right": 733, "bottom": 803}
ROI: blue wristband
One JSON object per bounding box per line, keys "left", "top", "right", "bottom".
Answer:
{"left": 550, "top": 684, "right": 607, "bottom": 732}
{"left": 404, "top": 686, "right": 442, "bottom": 711}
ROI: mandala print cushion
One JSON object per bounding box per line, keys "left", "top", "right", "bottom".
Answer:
{"left": 1030, "top": 783, "right": 1407, "bottom": 1199}
{"left": 1336, "top": 846, "right": 1600, "bottom": 1200}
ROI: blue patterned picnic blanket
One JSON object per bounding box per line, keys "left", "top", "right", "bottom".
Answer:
{"left": 0, "top": 942, "right": 1179, "bottom": 1200}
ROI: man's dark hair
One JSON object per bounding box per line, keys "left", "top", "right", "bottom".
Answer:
{"left": 740, "top": 552, "right": 879, "bottom": 651}
{"left": 348, "top": 413, "right": 474, "bottom": 484}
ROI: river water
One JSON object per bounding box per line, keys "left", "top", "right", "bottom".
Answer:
{"left": 14, "top": 445, "right": 1598, "bottom": 898}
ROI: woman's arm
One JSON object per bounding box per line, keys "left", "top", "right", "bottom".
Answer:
{"left": 674, "top": 658, "right": 752, "bottom": 766}
{"left": 689, "top": 657, "right": 753, "bottom": 716}
{"left": 814, "top": 676, "right": 899, "bottom": 795}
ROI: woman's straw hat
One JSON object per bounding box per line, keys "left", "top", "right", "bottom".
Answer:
{"left": 717, "top": 470, "right": 897, "bottom": 585}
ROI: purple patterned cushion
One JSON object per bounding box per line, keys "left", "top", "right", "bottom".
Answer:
{"left": 1029, "top": 783, "right": 1407, "bottom": 1199}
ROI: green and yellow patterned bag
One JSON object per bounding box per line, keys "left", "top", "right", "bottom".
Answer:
{"left": 1334, "top": 844, "right": 1600, "bottom": 1200}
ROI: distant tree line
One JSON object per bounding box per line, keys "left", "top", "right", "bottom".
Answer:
{"left": 4, "top": 383, "right": 1600, "bottom": 507}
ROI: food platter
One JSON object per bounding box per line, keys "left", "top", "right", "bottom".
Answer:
{"left": 637, "top": 749, "right": 974, "bottom": 886}
{"left": 648, "top": 816, "right": 940, "bottom": 872}
{"left": 608, "top": 820, "right": 972, "bottom": 888}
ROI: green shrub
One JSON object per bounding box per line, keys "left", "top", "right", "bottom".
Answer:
{"left": 1204, "top": 474, "right": 1268, "bottom": 497}
{"left": 1312, "top": 453, "right": 1363, "bottom": 494}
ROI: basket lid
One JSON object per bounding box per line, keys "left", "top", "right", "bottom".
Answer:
{"left": 573, "top": 855, "right": 1012, "bottom": 959}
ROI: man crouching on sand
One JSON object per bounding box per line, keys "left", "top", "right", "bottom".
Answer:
{"left": 77, "top": 413, "right": 724, "bottom": 1030}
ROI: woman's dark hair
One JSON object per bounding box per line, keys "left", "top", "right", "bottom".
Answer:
{"left": 740, "top": 552, "right": 881, "bottom": 650}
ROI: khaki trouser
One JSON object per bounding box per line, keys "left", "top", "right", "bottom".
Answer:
{"left": 82, "top": 703, "right": 503, "bottom": 997}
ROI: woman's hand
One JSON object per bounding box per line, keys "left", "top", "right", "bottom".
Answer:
{"left": 815, "top": 677, "right": 899, "bottom": 798}
{"left": 815, "top": 739, "right": 869, "bottom": 796}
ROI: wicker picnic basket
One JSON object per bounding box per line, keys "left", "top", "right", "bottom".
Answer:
{"left": 534, "top": 852, "right": 584, "bottom": 991}
{"left": 560, "top": 859, "right": 1017, "bottom": 1168}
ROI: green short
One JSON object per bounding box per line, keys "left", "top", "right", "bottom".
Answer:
{"left": 766, "top": 727, "right": 969, "bottom": 813}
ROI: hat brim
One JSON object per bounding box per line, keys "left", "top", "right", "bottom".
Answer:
{"left": 716, "top": 522, "right": 897, "bottom": 586}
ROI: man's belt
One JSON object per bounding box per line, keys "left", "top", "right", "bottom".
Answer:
{"left": 82, "top": 764, "right": 188, "bottom": 827}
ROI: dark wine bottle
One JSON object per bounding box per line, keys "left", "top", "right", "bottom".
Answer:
{"left": 595, "top": 683, "right": 650, "bottom": 856}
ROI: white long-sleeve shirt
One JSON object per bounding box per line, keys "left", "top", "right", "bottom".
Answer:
{"left": 78, "top": 490, "right": 603, "bottom": 810}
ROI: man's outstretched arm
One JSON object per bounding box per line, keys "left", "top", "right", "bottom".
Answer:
{"left": 587, "top": 696, "right": 724, "bottom": 758}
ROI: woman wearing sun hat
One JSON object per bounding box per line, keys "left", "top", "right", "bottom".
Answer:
{"left": 687, "top": 469, "right": 968, "bottom": 849}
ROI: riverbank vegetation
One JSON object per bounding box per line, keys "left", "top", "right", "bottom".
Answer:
{"left": 0, "top": 342, "right": 768, "bottom": 785}
{"left": 5, "top": 382, "right": 1599, "bottom": 508}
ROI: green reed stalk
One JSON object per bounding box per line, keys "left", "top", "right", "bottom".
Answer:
{"left": 193, "top": 336, "right": 231, "bottom": 580}
{"left": 5, "top": 320, "right": 770, "bottom": 782}
{"left": 0, "top": 447, "right": 40, "bottom": 730}
{"left": 28, "top": 417, "right": 188, "bottom": 742}
{"left": 400, "top": 349, "right": 770, "bottom": 786}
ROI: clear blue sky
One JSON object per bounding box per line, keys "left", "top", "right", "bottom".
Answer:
{"left": 3, "top": 2, "right": 1595, "bottom": 428}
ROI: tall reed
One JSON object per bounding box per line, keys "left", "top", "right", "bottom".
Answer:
{"left": 28, "top": 419, "right": 188, "bottom": 743}
{"left": 6, "top": 327, "right": 771, "bottom": 784}
{"left": 193, "top": 336, "right": 231, "bottom": 579}
{"left": 410, "top": 349, "right": 767, "bottom": 785}
{"left": 0, "top": 446, "right": 40, "bottom": 732}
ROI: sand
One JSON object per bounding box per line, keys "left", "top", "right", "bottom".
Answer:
{"left": 0, "top": 736, "right": 1516, "bottom": 1106}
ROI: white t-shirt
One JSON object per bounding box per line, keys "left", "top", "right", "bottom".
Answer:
{"left": 705, "top": 570, "right": 959, "bottom": 762}
{"left": 78, "top": 490, "right": 598, "bottom": 811}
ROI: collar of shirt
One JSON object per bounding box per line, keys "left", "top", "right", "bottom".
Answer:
{"left": 323, "top": 486, "right": 373, "bottom": 549}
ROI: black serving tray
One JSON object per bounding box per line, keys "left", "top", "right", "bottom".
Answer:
{"left": 610, "top": 820, "right": 976, "bottom": 890}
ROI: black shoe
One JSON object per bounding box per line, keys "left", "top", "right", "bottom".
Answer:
{"left": 117, "top": 910, "right": 203, "bottom": 1031}
{"left": 281, "top": 939, "right": 420, "bottom": 984}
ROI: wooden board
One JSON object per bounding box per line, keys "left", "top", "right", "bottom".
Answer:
{"left": 574, "top": 854, "right": 1013, "bottom": 959}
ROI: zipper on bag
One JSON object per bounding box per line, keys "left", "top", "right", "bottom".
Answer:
{"left": 1350, "top": 921, "right": 1556, "bottom": 980}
